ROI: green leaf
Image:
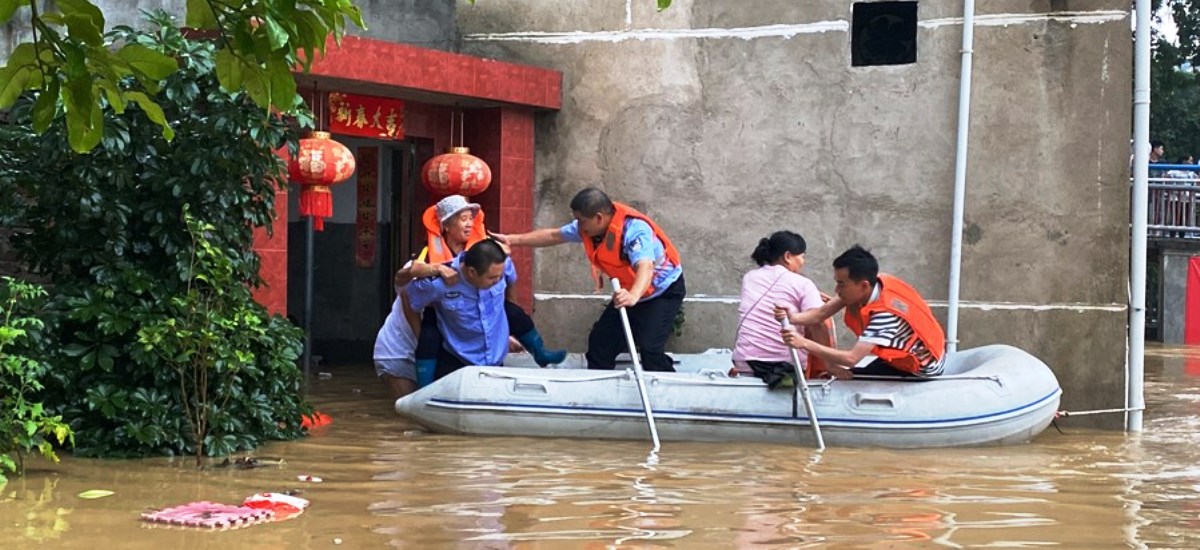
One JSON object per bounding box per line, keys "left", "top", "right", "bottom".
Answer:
{"left": 0, "top": 0, "right": 20, "bottom": 24}
{"left": 214, "top": 48, "right": 244, "bottom": 93}
{"left": 657, "top": 0, "right": 672, "bottom": 11}
{"left": 65, "top": 13, "right": 104, "bottom": 46}
{"left": 30, "top": 84, "right": 57, "bottom": 133}
{"left": 65, "top": 99, "right": 104, "bottom": 153}
{"left": 185, "top": 0, "right": 218, "bottom": 29}
{"left": 117, "top": 44, "right": 178, "bottom": 81}
{"left": 264, "top": 17, "right": 289, "bottom": 51}
{"left": 0, "top": 64, "right": 31, "bottom": 108}
{"left": 266, "top": 57, "right": 297, "bottom": 109}
{"left": 98, "top": 80, "right": 126, "bottom": 114}
{"left": 77, "top": 489, "right": 115, "bottom": 499}
{"left": 241, "top": 63, "right": 269, "bottom": 108}
{"left": 125, "top": 91, "right": 175, "bottom": 141}
{"left": 56, "top": 0, "right": 104, "bottom": 29}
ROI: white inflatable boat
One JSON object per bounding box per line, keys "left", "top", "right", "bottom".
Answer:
{"left": 394, "top": 344, "right": 1061, "bottom": 448}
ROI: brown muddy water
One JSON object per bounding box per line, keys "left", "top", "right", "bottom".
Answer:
{"left": 3, "top": 346, "right": 1200, "bottom": 549}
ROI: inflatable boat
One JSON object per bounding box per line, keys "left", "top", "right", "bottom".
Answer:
{"left": 394, "top": 345, "right": 1061, "bottom": 448}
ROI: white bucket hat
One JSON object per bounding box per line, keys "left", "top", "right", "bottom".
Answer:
{"left": 435, "top": 195, "right": 481, "bottom": 225}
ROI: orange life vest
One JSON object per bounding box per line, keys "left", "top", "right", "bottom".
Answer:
{"left": 418, "top": 204, "right": 487, "bottom": 264}
{"left": 843, "top": 274, "right": 946, "bottom": 375}
{"left": 804, "top": 295, "right": 839, "bottom": 378}
{"left": 581, "top": 203, "right": 681, "bottom": 298}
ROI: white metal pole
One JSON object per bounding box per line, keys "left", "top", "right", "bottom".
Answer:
{"left": 611, "top": 279, "right": 662, "bottom": 452}
{"left": 946, "top": 0, "right": 976, "bottom": 354}
{"left": 1128, "top": 0, "right": 1151, "bottom": 432}
{"left": 780, "top": 317, "right": 825, "bottom": 450}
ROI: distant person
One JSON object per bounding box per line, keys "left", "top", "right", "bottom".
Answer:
{"left": 407, "top": 240, "right": 526, "bottom": 380}
{"left": 778, "top": 245, "right": 946, "bottom": 378}
{"left": 491, "top": 187, "right": 684, "bottom": 372}
{"left": 733, "top": 231, "right": 839, "bottom": 389}
{"left": 1150, "top": 140, "right": 1165, "bottom": 163}
{"left": 408, "top": 195, "right": 565, "bottom": 383}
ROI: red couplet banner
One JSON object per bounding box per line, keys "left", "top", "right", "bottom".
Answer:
{"left": 328, "top": 92, "right": 405, "bottom": 140}
{"left": 1187, "top": 256, "right": 1200, "bottom": 345}
{"left": 355, "top": 147, "right": 379, "bottom": 268}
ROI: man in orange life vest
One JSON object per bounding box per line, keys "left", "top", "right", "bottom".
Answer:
{"left": 491, "top": 188, "right": 685, "bottom": 372}
{"left": 778, "top": 245, "right": 946, "bottom": 378}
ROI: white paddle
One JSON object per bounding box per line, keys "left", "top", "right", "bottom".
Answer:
{"left": 781, "top": 316, "right": 825, "bottom": 450}
{"left": 611, "top": 278, "right": 661, "bottom": 453}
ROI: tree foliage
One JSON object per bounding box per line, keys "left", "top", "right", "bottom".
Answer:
{"left": 0, "top": 0, "right": 363, "bottom": 153}
{"left": 1150, "top": 0, "right": 1200, "bottom": 159}
{"left": 0, "top": 277, "right": 73, "bottom": 483}
{"left": 0, "top": 14, "right": 307, "bottom": 458}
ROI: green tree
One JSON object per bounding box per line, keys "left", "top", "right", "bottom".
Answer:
{"left": 1150, "top": 1, "right": 1200, "bottom": 158}
{"left": 0, "top": 277, "right": 73, "bottom": 483}
{"left": 0, "top": 14, "right": 306, "bottom": 458}
{"left": 0, "top": 0, "right": 363, "bottom": 153}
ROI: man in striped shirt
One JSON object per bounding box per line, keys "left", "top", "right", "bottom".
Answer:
{"left": 779, "top": 245, "right": 946, "bottom": 378}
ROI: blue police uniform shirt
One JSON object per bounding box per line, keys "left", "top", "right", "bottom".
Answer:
{"left": 560, "top": 217, "right": 682, "bottom": 301}
{"left": 407, "top": 254, "right": 516, "bottom": 366}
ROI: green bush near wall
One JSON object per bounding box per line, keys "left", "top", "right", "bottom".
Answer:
{"left": 0, "top": 14, "right": 309, "bottom": 460}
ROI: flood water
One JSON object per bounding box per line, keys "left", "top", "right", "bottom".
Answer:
{"left": 3, "top": 345, "right": 1200, "bottom": 549}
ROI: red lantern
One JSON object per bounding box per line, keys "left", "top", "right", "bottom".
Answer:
{"left": 286, "top": 131, "right": 355, "bottom": 231}
{"left": 421, "top": 147, "right": 492, "bottom": 197}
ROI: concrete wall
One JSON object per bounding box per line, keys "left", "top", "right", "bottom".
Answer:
{"left": 1160, "top": 250, "right": 1195, "bottom": 344}
{"left": 458, "top": 1, "right": 1133, "bottom": 428}
{"left": 2, "top": 0, "right": 457, "bottom": 56}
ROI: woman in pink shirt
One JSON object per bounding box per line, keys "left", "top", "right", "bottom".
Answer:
{"left": 733, "top": 231, "right": 834, "bottom": 388}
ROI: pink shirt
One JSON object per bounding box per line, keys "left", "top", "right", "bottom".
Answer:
{"left": 732, "top": 265, "right": 824, "bottom": 370}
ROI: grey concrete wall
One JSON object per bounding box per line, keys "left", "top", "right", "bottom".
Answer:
{"left": 1160, "top": 250, "right": 1194, "bottom": 344}
{"left": 461, "top": 1, "right": 1133, "bottom": 428}
{"left": 2, "top": 0, "right": 457, "bottom": 57}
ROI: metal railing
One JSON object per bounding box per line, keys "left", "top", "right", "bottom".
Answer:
{"left": 1141, "top": 164, "right": 1200, "bottom": 239}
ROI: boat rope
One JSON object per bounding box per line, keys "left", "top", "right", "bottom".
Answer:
{"left": 1055, "top": 406, "right": 1144, "bottom": 418}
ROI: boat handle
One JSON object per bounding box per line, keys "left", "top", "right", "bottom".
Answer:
{"left": 855, "top": 393, "right": 897, "bottom": 408}
{"left": 512, "top": 381, "right": 549, "bottom": 394}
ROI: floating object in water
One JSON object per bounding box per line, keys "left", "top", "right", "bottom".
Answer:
{"left": 77, "top": 489, "right": 114, "bottom": 500}
{"left": 141, "top": 501, "right": 274, "bottom": 529}
{"left": 242, "top": 492, "right": 309, "bottom": 521}
{"left": 301, "top": 411, "right": 332, "bottom": 429}
{"left": 217, "top": 456, "right": 287, "bottom": 469}
{"left": 297, "top": 474, "right": 323, "bottom": 483}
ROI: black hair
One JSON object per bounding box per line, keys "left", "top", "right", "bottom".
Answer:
{"left": 569, "top": 187, "right": 616, "bottom": 217}
{"left": 832, "top": 244, "right": 878, "bottom": 286}
{"left": 750, "top": 231, "right": 807, "bottom": 267}
{"left": 462, "top": 239, "right": 507, "bottom": 273}
{"left": 1151, "top": 140, "right": 1165, "bottom": 149}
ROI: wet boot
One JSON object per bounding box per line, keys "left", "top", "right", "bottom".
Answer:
{"left": 517, "top": 330, "right": 567, "bottom": 367}
{"left": 415, "top": 359, "right": 436, "bottom": 388}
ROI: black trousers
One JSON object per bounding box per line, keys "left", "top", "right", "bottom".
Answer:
{"left": 416, "top": 300, "right": 536, "bottom": 379}
{"left": 586, "top": 274, "right": 685, "bottom": 372}
{"left": 854, "top": 358, "right": 912, "bottom": 377}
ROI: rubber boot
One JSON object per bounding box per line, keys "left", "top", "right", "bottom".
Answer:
{"left": 517, "top": 330, "right": 567, "bottom": 367}
{"left": 415, "top": 359, "right": 436, "bottom": 388}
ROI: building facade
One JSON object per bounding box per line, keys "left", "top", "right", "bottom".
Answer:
{"left": 3, "top": 1, "right": 1136, "bottom": 428}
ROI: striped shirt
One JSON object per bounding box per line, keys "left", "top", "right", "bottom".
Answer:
{"left": 859, "top": 310, "right": 945, "bottom": 377}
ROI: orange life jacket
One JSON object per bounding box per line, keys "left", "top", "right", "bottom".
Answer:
{"left": 581, "top": 203, "right": 681, "bottom": 297}
{"left": 418, "top": 204, "right": 487, "bottom": 264}
{"left": 843, "top": 274, "right": 946, "bottom": 375}
{"left": 804, "top": 295, "right": 839, "bottom": 378}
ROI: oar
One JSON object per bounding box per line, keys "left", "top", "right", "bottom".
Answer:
{"left": 611, "top": 279, "right": 662, "bottom": 453}
{"left": 781, "top": 316, "right": 825, "bottom": 450}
